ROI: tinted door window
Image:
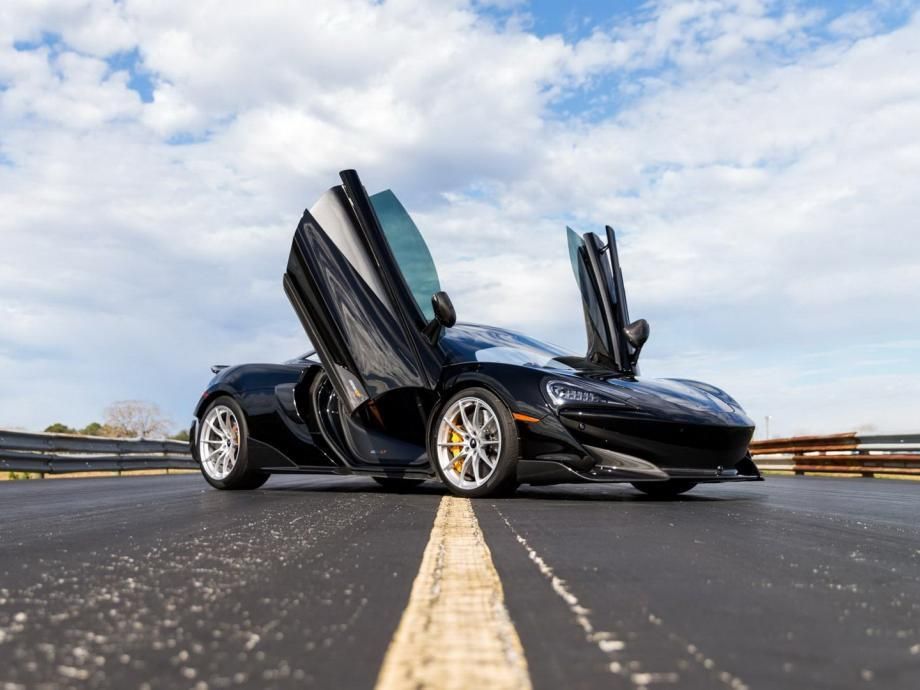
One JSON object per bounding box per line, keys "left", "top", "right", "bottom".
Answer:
{"left": 370, "top": 190, "right": 441, "bottom": 321}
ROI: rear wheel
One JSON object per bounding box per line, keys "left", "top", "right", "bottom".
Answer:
{"left": 631, "top": 480, "right": 696, "bottom": 498}
{"left": 372, "top": 477, "right": 426, "bottom": 491}
{"left": 431, "top": 387, "right": 519, "bottom": 498}
{"left": 197, "top": 396, "right": 269, "bottom": 490}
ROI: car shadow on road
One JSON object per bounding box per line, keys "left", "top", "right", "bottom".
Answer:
{"left": 262, "top": 476, "right": 763, "bottom": 503}
{"left": 264, "top": 476, "right": 447, "bottom": 496}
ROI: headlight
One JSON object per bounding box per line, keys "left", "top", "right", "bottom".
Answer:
{"left": 544, "top": 380, "right": 629, "bottom": 407}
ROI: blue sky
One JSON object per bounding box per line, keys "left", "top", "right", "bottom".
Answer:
{"left": 1, "top": 0, "right": 918, "bottom": 437}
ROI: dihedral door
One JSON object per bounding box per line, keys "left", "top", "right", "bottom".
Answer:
{"left": 284, "top": 170, "right": 444, "bottom": 413}
{"left": 567, "top": 226, "right": 636, "bottom": 373}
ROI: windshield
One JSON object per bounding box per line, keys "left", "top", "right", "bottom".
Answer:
{"left": 370, "top": 190, "right": 441, "bottom": 321}
{"left": 441, "top": 324, "right": 576, "bottom": 370}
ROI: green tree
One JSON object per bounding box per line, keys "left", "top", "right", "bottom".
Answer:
{"left": 44, "top": 423, "right": 76, "bottom": 434}
{"left": 170, "top": 429, "right": 190, "bottom": 442}
{"left": 80, "top": 422, "right": 105, "bottom": 436}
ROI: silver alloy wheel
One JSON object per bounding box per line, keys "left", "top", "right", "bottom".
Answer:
{"left": 199, "top": 404, "right": 241, "bottom": 481}
{"left": 436, "top": 396, "right": 502, "bottom": 490}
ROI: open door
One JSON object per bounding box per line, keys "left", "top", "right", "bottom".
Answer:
{"left": 284, "top": 170, "right": 444, "bottom": 415}
{"left": 567, "top": 225, "right": 640, "bottom": 374}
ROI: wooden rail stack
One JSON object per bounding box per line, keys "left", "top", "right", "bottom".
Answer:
{"left": 750, "top": 432, "right": 920, "bottom": 477}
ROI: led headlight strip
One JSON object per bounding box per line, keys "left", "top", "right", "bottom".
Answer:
{"left": 544, "top": 379, "right": 630, "bottom": 407}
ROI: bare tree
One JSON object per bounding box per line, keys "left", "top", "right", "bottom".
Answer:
{"left": 103, "top": 401, "right": 172, "bottom": 439}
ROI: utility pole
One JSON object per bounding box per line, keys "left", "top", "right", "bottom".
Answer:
{"left": 764, "top": 415, "right": 771, "bottom": 440}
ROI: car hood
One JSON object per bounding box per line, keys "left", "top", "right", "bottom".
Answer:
{"left": 551, "top": 368, "right": 753, "bottom": 427}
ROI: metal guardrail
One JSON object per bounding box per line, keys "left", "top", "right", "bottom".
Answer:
{"left": 750, "top": 432, "right": 920, "bottom": 477}
{"left": 5, "top": 428, "right": 917, "bottom": 479}
{"left": 0, "top": 429, "right": 196, "bottom": 475}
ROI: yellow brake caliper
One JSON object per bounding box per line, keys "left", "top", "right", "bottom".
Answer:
{"left": 450, "top": 422, "right": 464, "bottom": 473}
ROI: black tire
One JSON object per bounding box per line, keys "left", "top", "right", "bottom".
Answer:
{"left": 429, "top": 387, "right": 519, "bottom": 498}
{"left": 196, "top": 396, "right": 269, "bottom": 490}
{"left": 372, "top": 477, "right": 426, "bottom": 491}
{"left": 631, "top": 480, "right": 696, "bottom": 498}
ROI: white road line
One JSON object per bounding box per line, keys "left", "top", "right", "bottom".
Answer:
{"left": 374, "top": 496, "right": 532, "bottom": 690}
{"left": 495, "top": 508, "right": 749, "bottom": 690}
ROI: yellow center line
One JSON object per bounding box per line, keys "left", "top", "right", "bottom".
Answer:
{"left": 374, "top": 496, "right": 532, "bottom": 690}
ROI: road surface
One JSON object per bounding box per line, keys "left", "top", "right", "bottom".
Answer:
{"left": 0, "top": 474, "right": 918, "bottom": 689}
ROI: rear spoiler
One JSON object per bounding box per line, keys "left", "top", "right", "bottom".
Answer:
{"left": 210, "top": 365, "right": 229, "bottom": 374}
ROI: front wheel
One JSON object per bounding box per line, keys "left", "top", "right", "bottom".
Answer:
{"left": 631, "top": 480, "right": 696, "bottom": 498}
{"left": 197, "top": 396, "right": 269, "bottom": 490}
{"left": 430, "top": 387, "right": 519, "bottom": 498}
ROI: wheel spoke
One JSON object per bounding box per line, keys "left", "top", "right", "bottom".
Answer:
{"left": 459, "top": 403, "right": 472, "bottom": 431}
{"left": 444, "top": 419, "right": 465, "bottom": 437}
{"left": 442, "top": 449, "right": 465, "bottom": 470}
{"left": 460, "top": 455, "right": 472, "bottom": 480}
{"left": 479, "top": 451, "right": 495, "bottom": 469}
{"left": 205, "top": 419, "right": 226, "bottom": 440}
{"left": 472, "top": 455, "right": 481, "bottom": 483}
{"left": 471, "top": 401, "right": 483, "bottom": 433}
{"left": 437, "top": 441, "right": 464, "bottom": 447}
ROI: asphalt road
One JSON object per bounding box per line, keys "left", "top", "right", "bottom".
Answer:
{"left": 1, "top": 474, "right": 918, "bottom": 689}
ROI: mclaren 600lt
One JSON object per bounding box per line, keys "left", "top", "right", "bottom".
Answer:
{"left": 190, "top": 170, "right": 761, "bottom": 497}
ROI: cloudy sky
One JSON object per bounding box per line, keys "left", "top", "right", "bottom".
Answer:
{"left": 1, "top": 0, "right": 918, "bottom": 438}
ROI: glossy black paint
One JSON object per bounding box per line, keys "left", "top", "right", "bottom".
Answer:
{"left": 192, "top": 324, "right": 760, "bottom": 485}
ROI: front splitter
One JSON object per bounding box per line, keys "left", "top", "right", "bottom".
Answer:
{"left": 516, "top": 459, "right": 763, "bottom": 486}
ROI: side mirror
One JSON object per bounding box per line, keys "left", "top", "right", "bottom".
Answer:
{"left": 424, "top": 291, "right": 456, "bottom": 343}
{"left": 623, "top": 318, "right": 649, "bottom": 365}
{"left": 432, "top": 291, "right": 456, "bottom": 327}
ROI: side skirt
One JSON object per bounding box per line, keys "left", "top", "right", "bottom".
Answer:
{"left": 258, "top": 465, "right": 434, "bottom": 480}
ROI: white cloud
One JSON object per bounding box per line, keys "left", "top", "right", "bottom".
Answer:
{"left": 828, "top": 8, "right": 882, "bottom": 38}
{"left": 0, "top": 0, "right": 918, "bottom": 438}
{"left": 0, "top": 0, "right": 135, "bottom": 55}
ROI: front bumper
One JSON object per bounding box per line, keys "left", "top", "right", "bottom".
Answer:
{"left": 516, "top": 404, "right": 760, "bottom": 485}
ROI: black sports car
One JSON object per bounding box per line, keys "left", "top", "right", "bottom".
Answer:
{"left": 190, "top": 169, "right": 761, "bottom": 497}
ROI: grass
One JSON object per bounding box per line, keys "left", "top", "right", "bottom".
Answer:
{"left": 0, "top": 469, "right": 199, "bottom": 481}
{"left": 760, "top": 469, "right": 920, "bottom": 481}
